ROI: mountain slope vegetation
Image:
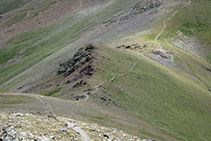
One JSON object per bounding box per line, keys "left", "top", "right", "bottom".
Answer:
{"left": 0, "top": 0, "right": 211, "bottom": 140}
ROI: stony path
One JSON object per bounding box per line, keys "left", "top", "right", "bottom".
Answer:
{"left": 155, "top": 0, "right": 192, "bottom": 50}
{"left": 67, "top": 121, "right": 91, "bottom": 141}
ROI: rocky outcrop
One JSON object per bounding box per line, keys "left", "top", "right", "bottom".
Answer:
{"left": 116, "top": 43, "right": 144, "bottom": 51}
{"left": 152, "top": 50, "right": 171, "bottom": 59}
{"left": 57, "top": 45, "right": 96, "bottom": 77}
{"left": 22, "top": 45, "right": 96, "bottom": 96}
{"left": 203, "top": 66, "right": 211, "bottom": 72}
{"left": 73, "top": 80, "right": 87, "bottom": 88}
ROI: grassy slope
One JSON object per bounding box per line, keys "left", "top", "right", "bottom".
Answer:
{"left": 0, "top": 0, "right": 133, "bottom": 90}
{"left": 0, "top": 0, "right": 211, "bottom": 140}
{"left": 0, "top": 0, "right": 29, "bottom": 15}
{"left": 112, "top": 0, "right": 211, "bottom": 140}
{"left": 159, "top": 0, "right": 211, "bottom": 63}
{"left": 94, "top": 45, "right": 211, "bottom": 141}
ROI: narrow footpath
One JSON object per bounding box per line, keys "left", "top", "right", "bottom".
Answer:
{"left": 154, "top": 0, "right": 209, "bottom": 90}
{"left": 155, "top": 0, "right": 192, "bottom": 50}
{"left": 92, "top": 52, "right": 142, "bottom": 94}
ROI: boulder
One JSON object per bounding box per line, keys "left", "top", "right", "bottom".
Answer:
{"left": 0, "top": 126, "right": 18, "bottom": 141}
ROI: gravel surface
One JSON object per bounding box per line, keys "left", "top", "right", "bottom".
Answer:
{"left": 0, "top": 112, "right": 152, "bottom": 141}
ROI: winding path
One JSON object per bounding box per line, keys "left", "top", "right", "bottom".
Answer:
{"left": 155, "top": 0, "right": 192, "bottom": 50}
{"left": 77, "top": 93, "right": 89, "bottom": 102}
{"left": 91, "top": 52, "right": 142, "bottom": 95}
{"left": 153, "top": 0, "right": 209, "bottom": 90}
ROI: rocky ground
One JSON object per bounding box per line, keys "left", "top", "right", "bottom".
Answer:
{"left": 0, "top": 112, "right": 155, "bottom": 141}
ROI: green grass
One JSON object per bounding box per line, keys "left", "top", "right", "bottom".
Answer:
{"left": 0, "top": 0, "right": 211, "bottom": 140}
{"left": 0, "top": 0, "right": 140, "bottom": 91}
{"left": 0, "top": 16, "right": 93, "bottom": 87}
{"left": 93, "top": 45, "right": 211, "bottom": 141}
{"left": 158, "top": 0, "right": 211, "bottom": 63}
{"left": 46, "top": 87, "right": 62, "bottom": 96}
{"left": 0, "top": 0, "right": 60, "bottom": 28}
{"left": 0, "top": 0, "right": 29, "bottom": 15}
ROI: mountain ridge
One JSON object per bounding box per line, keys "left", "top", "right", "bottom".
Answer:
{"left": 0, "top": 0, "right": 211, "bottom": 140}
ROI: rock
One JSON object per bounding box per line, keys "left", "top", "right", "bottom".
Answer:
{"left": 103, "top": 134, "right": 109, "bottom": 138}
{"left": 0, "top": 112, "right": 143, "bottom": 140}
{"left": 59, "top": 128, "right": 69, "bottom": 132}
{"left": 125, "top": 46, "right": 131, "bottom": 49}
{"left": 17, "top": 86, "right": 22, "bottom": 90}
{"left": 73, "top": 80, "right": 87, "bottom": 88}
{"left": 203, "top": 66, "right": 211, "bottom": 72}
{"left": 134, "top": 45, "right": 141, "bottom": 49}
{"left": 153, "top": 50, "right": 170, "bottom": 59}
{"left": 115, "top": 46, "right": 121, "bottom": 49}
{"left": 13, "top": 113, "right": 23, "bottom": 117}
{"left": 57, "top": 44, "right": 96, "bottom": 78}
{"left": 1, "top": 126, "right": 18, "bottom": 141}
{"left": 143, "top": 44, "right": 148, "bottom": 48}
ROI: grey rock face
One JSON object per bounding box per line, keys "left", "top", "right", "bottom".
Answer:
{"left": 0, "top": 126, "right": 18, "bottom": 141}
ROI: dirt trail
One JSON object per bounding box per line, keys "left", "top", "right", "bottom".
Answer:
{"left": 155, "top": 0, "right": 192, "bottom": 50}
{"left": 131, "top": 54, "right": 142, "bottom": 72}
{"left": 154, "top": 0, "right": 210, "bottom": 90}
{"left": 36, "top": 96, "right": 57, "bottom": 118}
{"left": 91, "top": 52, "right": 142, "bottom": 96}
{"left": 131, "top": 61, "right": 139, "bottom": 72}
{"left": 76, "top": 93, "right": 89, "bottom": 102}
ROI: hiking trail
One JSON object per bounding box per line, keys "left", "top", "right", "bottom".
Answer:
{"left": 155, "top": 0, "right": 192, "bottom": 50}
{"left": 91, "top": 52, "right": 142, "bottom": 96}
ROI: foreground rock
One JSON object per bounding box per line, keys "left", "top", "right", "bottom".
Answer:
{"left": 0, "top": 112, "right": 155, "bottom": 141}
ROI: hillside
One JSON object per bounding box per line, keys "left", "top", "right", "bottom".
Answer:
{"left": 0, "top": 0, "right": 211, "bottom": 141}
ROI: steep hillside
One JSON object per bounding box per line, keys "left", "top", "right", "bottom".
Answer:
{"left": 0, "top": 0, "right": 211, "bottom": 141}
